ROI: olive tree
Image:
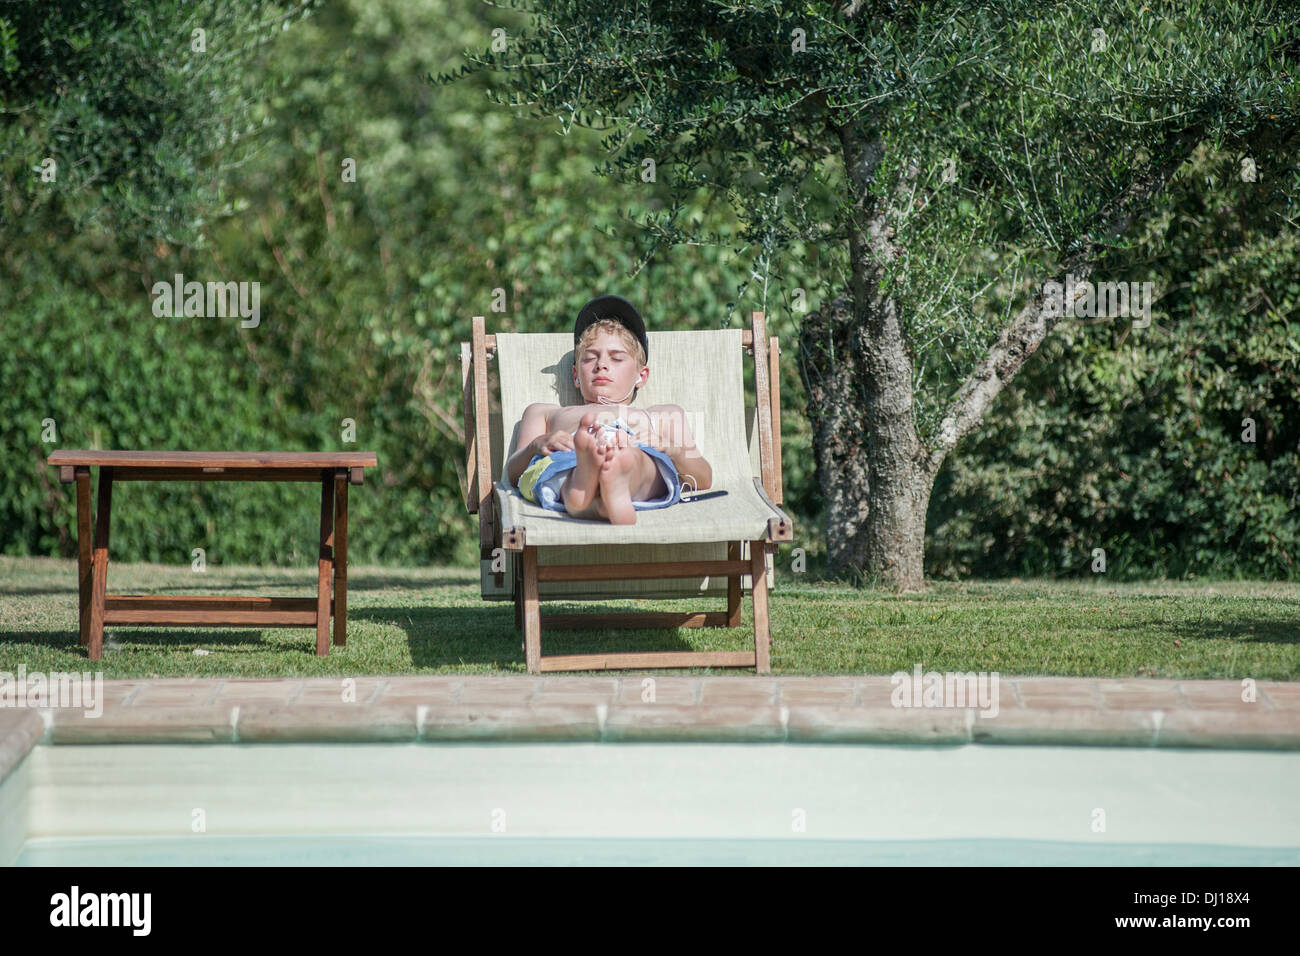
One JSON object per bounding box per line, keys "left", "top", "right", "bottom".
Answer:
{"left": 444, "top": 0, "right": 1299, "bottom": 589}
{"left": 0, "top": 0, "right": 318, "bottom": 246}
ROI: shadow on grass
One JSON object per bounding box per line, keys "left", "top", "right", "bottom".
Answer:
{"left": 6, "top": 607, "right": 741, "bottom": 670}
{"left": 3, "top": 628, "right": 300, "bottom": 654}
{"left": 0, "top": 576, "right": 475, "bottom": 597}
{"left": 6, "top": 585, "right": 1293, "bottom": 671}
{"left": 1018, "top": 609, "right": 1300, "bottom": 644}
{"left": 1165, "top": 620, "right": 1299, "bottom": 643}
{"left": 0, "top": 587, "right": 80, "bottom": 597}
{"left": 355, "top": 603, "right": 747, "bottom": 669}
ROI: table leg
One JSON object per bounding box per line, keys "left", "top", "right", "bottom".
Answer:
{"left": 316, "top": 474, "right": 335, "bottom": 656}
{"left": 332, "top": 471, "right": 348, "bottom": 647}
{"left": 88, "top": 467, "right": 114, "bottom": 661}
{"left": 75, "top": 467, "right": 92, "bottom": 647}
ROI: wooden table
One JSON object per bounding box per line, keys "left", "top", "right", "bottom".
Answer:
{"left": 46, "top": 451, "right": 378, "bottom": 660}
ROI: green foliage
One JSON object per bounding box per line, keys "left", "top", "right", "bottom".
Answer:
{"left": 193, "top": 0, "right": 818, "bottom": 561}
{"left": 0, "top": 0, "right": 319, "bottom": 246}
{"left": 1, "top": 0, "right": 1294, "bottom": 583}
{"left": 862, "top": 0, "right": 1300, "bottom": 443}
{"left": 1, "top": 280, "right": 315, "bottom": 564}
{"left": 1, "top": 0, "right": 818, "bottom": 566}
{"left": 451, "top": 0, "right": 1299, "bottom": 580}
{"left": 928, "top": 146, "right": 1300, "bottom": 580}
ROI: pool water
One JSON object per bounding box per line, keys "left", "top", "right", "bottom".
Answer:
{"left": 16, "top": 835, "right": 1300, "bottom": 866}
{"left": 5, "top": 742, "right": 1299, "bottom": 866}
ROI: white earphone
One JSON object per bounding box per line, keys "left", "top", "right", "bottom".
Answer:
{"left": 573, "top": 369, "right": 701, "bottom": 499}
{"left": 575, "top": 372, "right": 641, "bottom": 405}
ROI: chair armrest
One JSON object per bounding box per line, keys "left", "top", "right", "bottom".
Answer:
{"left": 752, "top": 477, "right": 794, "bottom": 541}
{"left": 494, "top": 479, "right": 526, "bottom": 550}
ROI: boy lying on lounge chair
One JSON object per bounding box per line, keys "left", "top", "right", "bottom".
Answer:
{"left": 503, "top": 295, "right": 713, "bottom": 525}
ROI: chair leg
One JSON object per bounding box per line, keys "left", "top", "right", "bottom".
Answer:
{"left": 522, "top": 546, "right": 541, "bottom": 672}
{"left": 512, "top": 552, "right": 523, "bottom": 631}
{"left": 749, "top": 540, "right": 771, "bottom": 674}
{"left": 726, "top": 541, "right": 742, "bottom": 627}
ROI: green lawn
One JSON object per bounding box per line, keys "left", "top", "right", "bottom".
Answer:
{"left": 1, "top": 555, "right": 1296, "bottom": 679}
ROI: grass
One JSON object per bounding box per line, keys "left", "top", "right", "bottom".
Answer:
{"left": 1, "top": 555, "right": 1297, "bottom": 679}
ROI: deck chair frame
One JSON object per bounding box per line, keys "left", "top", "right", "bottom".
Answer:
{"left": 460, "top": 311, "right": 791, "bottom": 674}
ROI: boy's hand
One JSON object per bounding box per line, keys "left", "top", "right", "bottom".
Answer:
{"left": 533, "top": 430, "right": 575, "bottom": 456}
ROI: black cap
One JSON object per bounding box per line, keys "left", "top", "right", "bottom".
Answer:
{"left": 573, "top": 294, "right": 649, "bottom": 365}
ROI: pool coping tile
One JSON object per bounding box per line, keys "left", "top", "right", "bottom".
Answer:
{"left": 420, "top": 705, "right": 602, "bottom": 741}
{"left": 235, "top": 701, "right": 418, "bottom": 742}
{"left": 0, "top": 710, "right": 45, "bottom": 781}
{"left": 786, "top": 705, "right": 971, "bottom": 744}
{"left": 0, "top": 676, "right": 1296, "bottom": 763}
{"left": 296, "top": 678, "right": 391, "bottom": 705}
{"left": 614, "top": 677, "right": 700, "bottom": 706}
{"left": 604, "top": 704, "right": 785, "bottom": 742}
{"left": 1156, "top": 710, "right": 1300, "bottom": 749}
{"left": 972, "top": 707, "right": 1159, "bottom": 748}
{"left": 47, "top": 705, "right": 236, "bottom": 744}
{"left": 1259, "top": 683, "right": 1300, "bottom": 710}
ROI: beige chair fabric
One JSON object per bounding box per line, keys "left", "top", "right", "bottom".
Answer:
{"left": 481, "top": 329, "right": 786, "bottom": 600}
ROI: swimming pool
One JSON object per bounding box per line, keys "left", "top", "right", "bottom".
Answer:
{"left": 5, "top": 742, "right": 1298, "bottom": 865}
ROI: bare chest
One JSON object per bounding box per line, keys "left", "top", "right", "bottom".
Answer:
{"left": 550, "top": 405, "right": 658, "bottom": 442}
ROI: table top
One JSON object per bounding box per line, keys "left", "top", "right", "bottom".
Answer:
{"left": 47, "top": 450, "right": 379, "bottom": 469}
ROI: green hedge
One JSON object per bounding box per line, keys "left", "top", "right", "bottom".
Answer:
{"left": 2, "top": 0, "right": 1294, "bottom": 583}
{"left": 927, "top": 187, "right": 1300, "bottom": 582}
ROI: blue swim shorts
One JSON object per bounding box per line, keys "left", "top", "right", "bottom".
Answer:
{"left": 516, "top": 420, "right": 682, "bottom": 513}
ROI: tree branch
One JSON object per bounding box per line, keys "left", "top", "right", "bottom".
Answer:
{"left": 924, "top": 123, "right": 1207, "bottom": 479}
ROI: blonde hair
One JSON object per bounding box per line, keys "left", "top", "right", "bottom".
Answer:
{"left": 575, "top": 318, "right": 645, "bottom": 369}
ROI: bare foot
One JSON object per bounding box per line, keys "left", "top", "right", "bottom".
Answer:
{"left": 597, "top": 438, "right": 638, "bottom": 525}
{"left": 562, "top": 412, "right": 607, "bottom": 513}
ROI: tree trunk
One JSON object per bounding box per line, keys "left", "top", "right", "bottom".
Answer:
{"left": 797, "top": 296, "right": 872, "bottom": 572}
{"left": 799, "top": 119, "right": 934, "bottom": 592}
{"left": 802, "top": 112, "right": 1203, "bottom": 592}
{"left": 799, "top": 295, "right": 932, "bottom": 592}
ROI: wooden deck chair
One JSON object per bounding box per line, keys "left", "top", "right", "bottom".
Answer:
{"left": 460, "top": 311, "right": 793, "bottom": 674}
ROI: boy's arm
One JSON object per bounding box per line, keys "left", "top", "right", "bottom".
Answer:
{"left": 504, "top": 403, "right": 552, "bottom": 487}
{"left": 652, "top": 405, "right": 712, "bottom": 492}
